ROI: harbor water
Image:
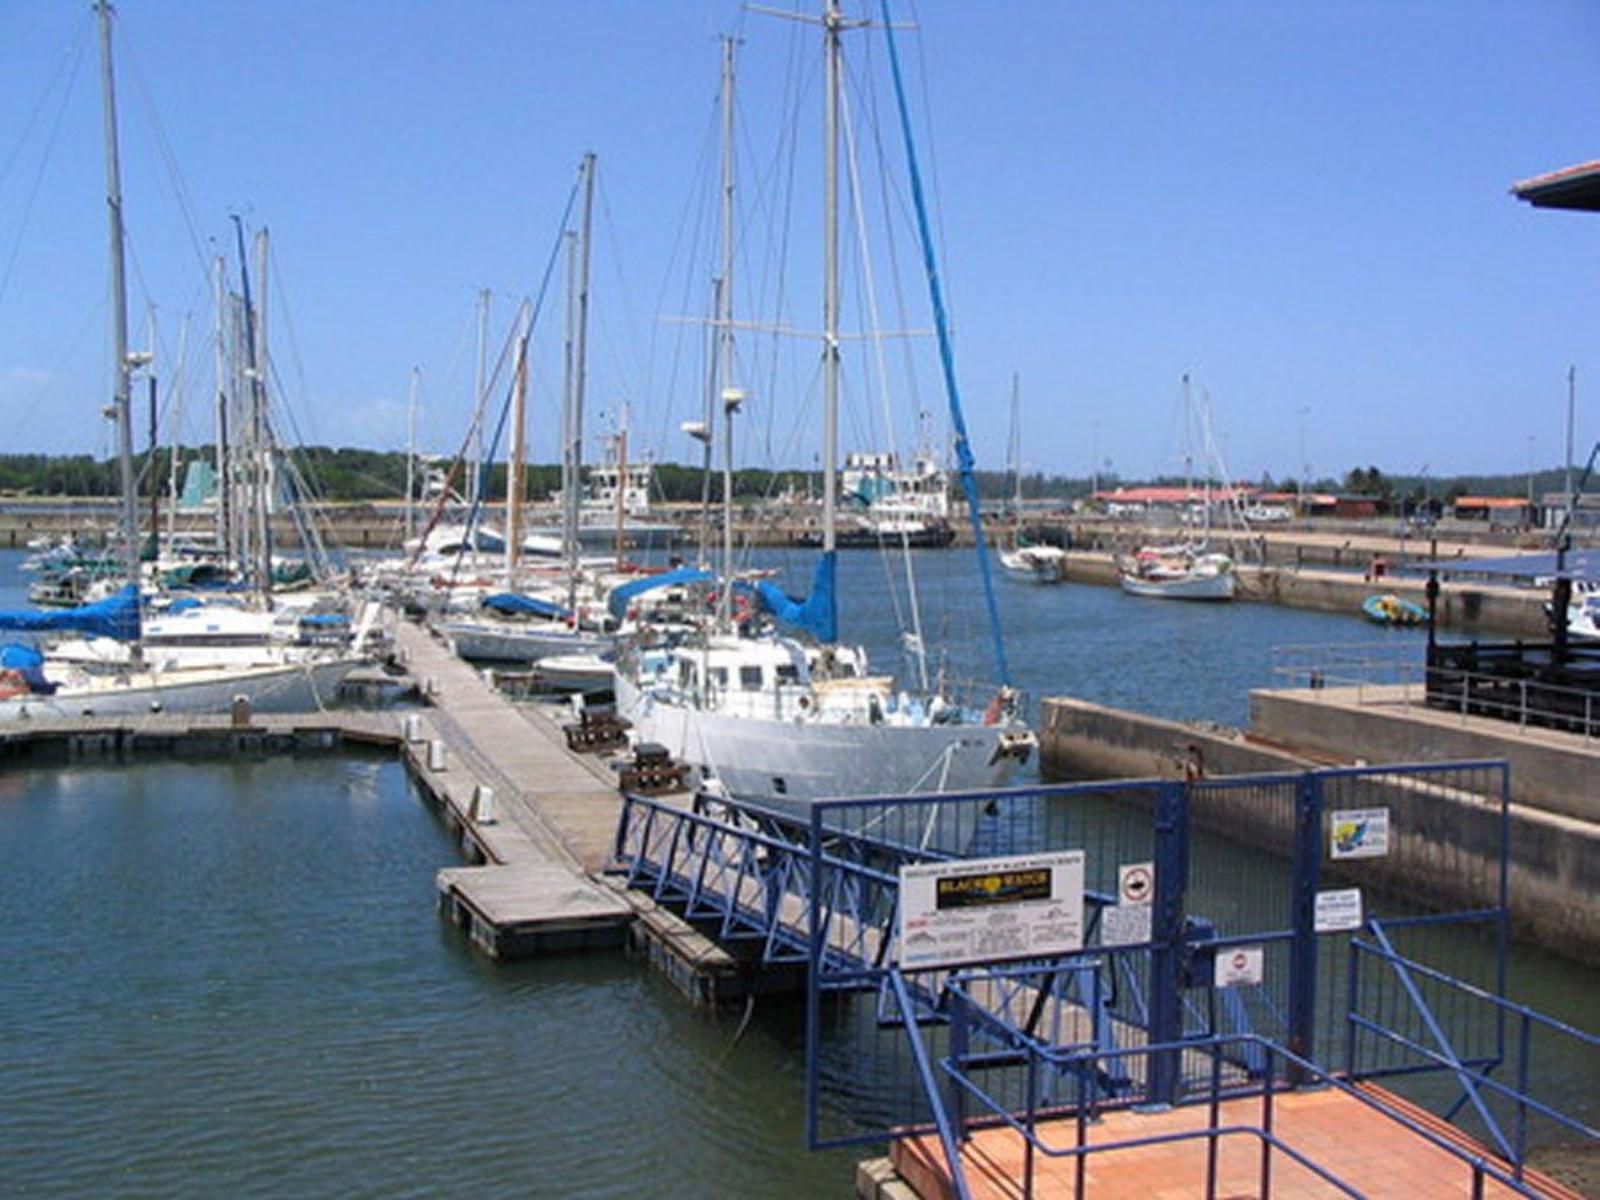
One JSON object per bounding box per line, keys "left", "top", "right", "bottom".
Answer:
{"left": 0, "top": 548, "right": 1592, "bottom": 1196}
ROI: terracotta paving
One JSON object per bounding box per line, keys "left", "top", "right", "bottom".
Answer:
{"left": 891, "top": 1083, "right": 1584, "bottom": 1199}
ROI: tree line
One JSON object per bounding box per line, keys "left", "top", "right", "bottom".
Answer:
{"left": 0, "top": 448, "right": 1571, "bottom": 508}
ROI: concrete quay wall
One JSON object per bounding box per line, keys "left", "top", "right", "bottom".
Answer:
{"left": 1060, "top": 550, "right": 1544, "bottom": 636}
{"left": 1249, "top": 687, "right": 1597, "bottom": 824}
{"left": 1039, "top": 696, "right": 1600, "bottom": 965}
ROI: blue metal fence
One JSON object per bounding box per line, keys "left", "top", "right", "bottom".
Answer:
{"left": 606, "top": 757, "right": 1598, "bottom": 1194}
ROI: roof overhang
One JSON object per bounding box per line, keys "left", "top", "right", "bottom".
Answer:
{"left": 1512, "top": 160, "right": 1600, "bottom": 212}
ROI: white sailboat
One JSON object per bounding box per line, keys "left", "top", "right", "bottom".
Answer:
{"left": 433, "top": 158, "right": 627, "bottom": 669}
{"left": 1117, "top": 375, "right": 1237, "bottom": 601}
{"left": 613, "top": 17, "right": 1033, "bottom": 824}
{"left": 998, "top": 374, "right": 1066, "bottom": 583}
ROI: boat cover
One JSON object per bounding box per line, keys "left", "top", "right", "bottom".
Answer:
{"left": 0, "top": 642, "right": 54, "bottom": 692}
{"left": 756, "top": 551, "right": 837, "bottom": 643}
{"left": 482, "top": 592, "right": 572, "bottom": 620}
{"left": 0, "top": 584, "right": 141, "bottom": 641}
{"left": 606, "top": 567, "right": 713, "bottom": 620}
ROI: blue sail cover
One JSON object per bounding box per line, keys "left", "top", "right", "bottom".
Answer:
{"left": 0, "top": 585, "right": 141, "bottom": 641}
{"left": 756, "top": 551, "right": 837, "bottom": 643}
{"left": 606, "top": 567, "right": 713, "bottom": 620}
{"left": 0, "top": 642, "right": 52, "bottom": 692}
{"left": 483, "top": 592, "right": 572, "bottom": 621}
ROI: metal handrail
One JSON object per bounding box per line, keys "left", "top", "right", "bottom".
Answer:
{"left": 1347, "top": 932, "right": 1600, "bottom": 1173}
{"left": 931, "top": 1028, "right": 1553, "bottom": 1199}
{"left": 1267, "top": 647, "right": 1597, "bottom": 738}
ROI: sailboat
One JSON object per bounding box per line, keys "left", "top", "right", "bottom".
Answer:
{"left": 0, "top": 2, "right": 367, "bottom": 719}
{"left": 434, "top": 157, "right": 631, "bottom": 669}
{"left": 612, "top": 14, "right": 1034, "bottom": 823}
{"left": 998, "top": 375, "right": 1066, "bottom": 583}
{"left": 1117, "top": 374, "right": 1237, "bottom": 601}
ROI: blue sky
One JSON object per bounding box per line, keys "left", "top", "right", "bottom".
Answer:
{"left": 0, "top": 1, "right": 1594, "bottom": 488}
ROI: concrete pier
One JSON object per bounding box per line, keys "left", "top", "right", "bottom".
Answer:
{"left": 1060, "top": 549, "right": 1547, "bottom": 636}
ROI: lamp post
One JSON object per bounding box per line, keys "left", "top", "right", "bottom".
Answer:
{"left": 1527, "top": 434, "right": 1536, "bottom": 522}
{"left": 1297, "top": 405, "right": 1310, "bottom": 513}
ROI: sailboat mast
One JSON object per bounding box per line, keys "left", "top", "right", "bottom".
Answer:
{"left": 566, "top": 153, "right": 596, "bottom": 608}
{"left": 505, "top": 320, "right": 529, "bottom": 587}
{"left": 613, "top": 425, "right": 628, "bottom": 569}
{"left": 212, "top": 255, "right": 231, "bottom": 561}
{"left": 471, "top": 289, "right": 490, "bottom": 506}
{"left": 406, "top": 366, "right": 420, "bottom": 542}
{"left": 95, "top": 0, "right": 140, "bottom": 594}
{"left": 717, "top": 36, "right": 741, "bottom": 623}
{"left": 1009, "top": 372, "right": 1022, "bottom": 529}
{"left": 717, "top": 36, "right": 738, "bottom": 437}
{"left": 167, "top": 316, "right": 189, "bottom": 550}
{"left": 821, "top": 2, "right": 842, "bottom": 555}
{"left": 145, "top": 308, "right": 159, "bottom": 552}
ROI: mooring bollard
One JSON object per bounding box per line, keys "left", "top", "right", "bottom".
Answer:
{"left": 423, "top": 676, "right": 438, "bottom": 698}
{"left": 230, "top": 695, "right": 251, "bottom": 727}
{"left": 472, "top": 784, "right": 496, "bottom": 825}
{"left": 427, "top": 739, "right": 447, "bottom": 771}
{"left": 402, "top": 713, "right": 422, "bottom": 743}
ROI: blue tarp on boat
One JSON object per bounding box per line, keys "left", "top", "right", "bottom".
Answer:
{"left": 0, "top": 642, "right": 53, "bottom": 692}
{"left": 606, "top": 567, "right": 713, "bottom": 621}
{"left": 0, "top": 584, "right": 140, "bottom": 641}
{"left": 482, "top": 592, "right": 572, "bottom": 621}
{"left": 756, "top": 552, "right": 837, "bottom": 644}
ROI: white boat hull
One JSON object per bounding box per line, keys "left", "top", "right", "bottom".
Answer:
{"left": 1119, "top": 567, "right": 1236, "bottom": 600}
{"left": 1000, "top": 547, "right": 1066, "bottom": 584}
{"left": 615, "top": 672, "right": 1025, "bottom": 805}
{"left": 440, "top": 619, "right": 612, "bottom": 664}
{"left": 0, "top": 657, "right": 363, "bottom": 721}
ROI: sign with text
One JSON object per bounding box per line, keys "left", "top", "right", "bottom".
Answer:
{"left": 898, "top": 850, "right": 1085, "bottom": 969}
{"left": 1329, "top": 807, "right": 1391, "bottom": 860}
{"left": 1101, "top": 903, "right": 1152, "bottom": 947}
{"left": 1314, "top": 887, "right": 1365, "bottom": 933}
{"left": 1214, "top": 945, "right": 1265, "bottom": 988}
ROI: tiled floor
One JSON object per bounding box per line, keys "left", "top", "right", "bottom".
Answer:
{"left": 891, "top": 1083, "right": 1584, "bottom": 1199}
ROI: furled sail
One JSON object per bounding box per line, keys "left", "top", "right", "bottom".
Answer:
{"left": 0, "top": 584, "right": 141, "bottom": 641}
{"left": 755, "top": 552, "right": 837, "bottom": 644}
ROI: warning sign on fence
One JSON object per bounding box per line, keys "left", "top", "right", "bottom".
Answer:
{"left": 1314, "top": 887, "right": 1364, "bottom": 933}
{"left": 898, "top": 851, "right": 1085, "bottom": 970}
{"left": 1214, "top": 945, "right": 1265, "bottom": 988}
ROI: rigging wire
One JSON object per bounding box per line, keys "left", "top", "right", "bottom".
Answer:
{"left": 839, "top": 76, "right": 925, "bottom": 688}
{"left": 117, "top": 24, "right": 218, "bottom": 290}
{"left": 0, "top": 20, "right": 90, "bottom": 317}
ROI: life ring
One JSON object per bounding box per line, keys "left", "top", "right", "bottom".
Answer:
{"left": 0, "top": 669, "right": 30, "bottom": 700}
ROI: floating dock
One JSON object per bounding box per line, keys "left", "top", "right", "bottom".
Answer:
{"left": 392, "top": 620, "right": 751, "bottom": 998}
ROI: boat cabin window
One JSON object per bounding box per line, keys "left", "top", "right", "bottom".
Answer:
{"left": 678, "top": 660, "right": 697, "bottom": 689}
{"left": 775, "top": 664, "right": 800, "bottom": 685}
{"left": 708, "top": 667, "right": 729, "bottom": 689}
{"left": 739, "top": 665, "right": 763, "bottom": 691}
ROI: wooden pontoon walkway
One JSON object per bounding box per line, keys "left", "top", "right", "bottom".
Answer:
{"left": 393, "top": 619, "right": 640, "bottom": 955}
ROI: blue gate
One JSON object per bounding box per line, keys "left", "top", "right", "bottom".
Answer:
{"left": 610, "top": 759, "right": 1596, "bottom": 1195}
